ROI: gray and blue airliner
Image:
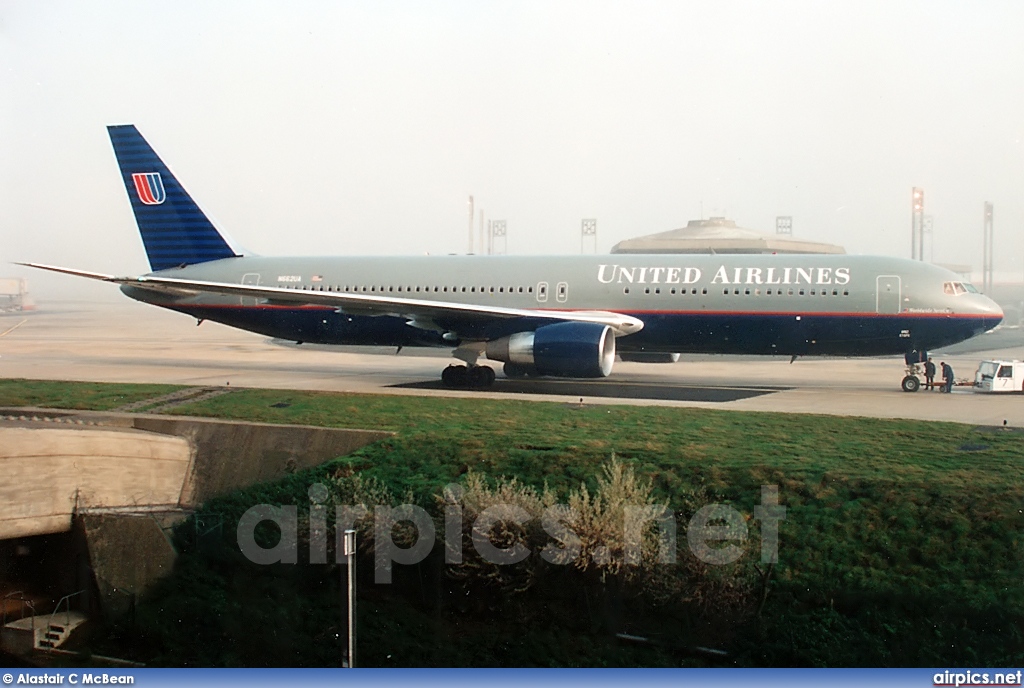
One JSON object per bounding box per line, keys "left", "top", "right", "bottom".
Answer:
{"left": 22, "top": 125, "right": 1003, "bottom": 391}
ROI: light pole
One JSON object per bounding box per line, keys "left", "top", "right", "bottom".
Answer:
{"left": 983, "top": 202, "right": 994, "bottom": 293}
{"left": 911, "top": 188, "right": 924, "bottom": 261}
{"left": 342, "top": 529, "right": 356, "bottom": 668}
{"left": 467, "top": 196, "right": 474, "bottom": 254}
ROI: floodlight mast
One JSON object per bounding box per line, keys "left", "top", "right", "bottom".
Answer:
{"left": 911, "top": 188, "right": 924, "bottom": 261}
{"left": 581, "top": 218, "right": 597, "bottom": 254}
{"left": 467, "top": 196, "right": 474, "bottom": 255}
{"left": 983, "top": 202, "right": 994, "bottom": 293}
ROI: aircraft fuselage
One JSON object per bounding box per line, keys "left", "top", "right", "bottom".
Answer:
{"left": 121, "top": 252, "right": 1003, "bottom": 358}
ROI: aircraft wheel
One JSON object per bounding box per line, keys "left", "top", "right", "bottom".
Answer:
{"left": 504, "top": 362, "right": 529, "bottom": 379}
{"left": 901, "top": 375, "right": 920, "bottom": 393}
{"left": 470, "top": 365, "right": 496, "bottom": 388}
{"left": 442, "top": 365, "right": 469, "bottom": 388}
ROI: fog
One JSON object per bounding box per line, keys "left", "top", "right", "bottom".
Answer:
{"left": 3, "top": 1, "right": 1023, "bottom": 300}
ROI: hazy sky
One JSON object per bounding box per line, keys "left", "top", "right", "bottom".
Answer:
{"left": 3, "top": 1, "right": 1023, "bottom": 298}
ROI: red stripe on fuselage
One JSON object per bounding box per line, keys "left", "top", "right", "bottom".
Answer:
{"left": 149, "top": 303, "right": 994, "bottom": 319}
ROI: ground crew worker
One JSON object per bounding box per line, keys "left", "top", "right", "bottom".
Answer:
{"left": 941, "top": 361, "right": 954, "bottom": 393}
{"left": 924, "top": 357, "right": 936, "bottom": 391}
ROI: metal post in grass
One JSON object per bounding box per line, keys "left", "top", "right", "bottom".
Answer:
{"left": 342, "top": 528, "right": 357, "bottom": 668}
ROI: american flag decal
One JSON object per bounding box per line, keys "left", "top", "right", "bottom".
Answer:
{"left": 132, "top": 172, "right": 166, "bottom": 205}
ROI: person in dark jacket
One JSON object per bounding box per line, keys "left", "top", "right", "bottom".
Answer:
{"left": 924, "top": 357, "right": 937, "bottom": 391}
{"left": 941, "top": 361, "right": 954, "bottom": 393}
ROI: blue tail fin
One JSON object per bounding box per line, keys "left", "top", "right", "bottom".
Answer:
{"left": 107, "top": 125, "right": 238, "bottom": 271}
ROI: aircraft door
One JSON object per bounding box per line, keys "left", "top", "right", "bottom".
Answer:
{"left": 556, "top": 281, "right": 568, "bottom": 303}
{"left": 875, "top": 275, "right": 901, "bottom": 314}
{"left": 536, "top": 282, "right": 549, "bottom": 303}
{"left": 241, "top": 273, "right": 261, "bottom": 306}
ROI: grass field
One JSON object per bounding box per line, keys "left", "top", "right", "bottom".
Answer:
{"left": 1, "top": 379, "right": 1022, "bottom": 666}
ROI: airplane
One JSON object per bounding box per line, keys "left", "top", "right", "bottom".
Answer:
{"left": 21, "top": 125, "right": 1003, "bottom": 392}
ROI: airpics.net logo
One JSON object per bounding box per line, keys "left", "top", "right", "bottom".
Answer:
{"left": 934, "top": 671, "right": 1024, "bottom": 687}
{"left": 234, "top": 484, "right": 786, "bottom": 583}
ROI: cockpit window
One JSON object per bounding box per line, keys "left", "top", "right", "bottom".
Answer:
{"left": 943, "top": 281, "right": 975, "bottom": 296}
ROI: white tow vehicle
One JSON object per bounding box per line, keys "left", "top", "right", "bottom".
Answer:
{"left": 974, "top": 360, "right": 1024, "bottom": 393}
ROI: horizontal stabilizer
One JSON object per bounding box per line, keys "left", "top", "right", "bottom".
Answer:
{"left": 14, "top": 262, "right": 120, "bottom": 282}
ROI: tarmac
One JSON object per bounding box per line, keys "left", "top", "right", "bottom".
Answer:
{"left": 2, "top": 299, "right": 1024, "bottom": 427}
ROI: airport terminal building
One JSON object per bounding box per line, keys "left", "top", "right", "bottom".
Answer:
{"left": 610, "top": 217, "right": 845, "bottom": 255}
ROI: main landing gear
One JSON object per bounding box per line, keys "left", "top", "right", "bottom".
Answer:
{"left": 441, "top": 364, "right": 496, "bottom": 389}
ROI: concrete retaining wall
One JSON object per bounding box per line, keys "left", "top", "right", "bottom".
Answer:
{"left": 0, "top": 408, "right": 391, "bottom": 615}
{"left": 0, "top": 427, "right": 191, "bottom": 540}
{"left": 79, "top": 514, "right": 177, "bottom": 619}
{"left": 130, "top": 416, "right": 390, "bottom": 506}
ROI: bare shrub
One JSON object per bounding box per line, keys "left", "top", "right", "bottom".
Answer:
{"left": 441, "top": 455, "right": 756, "bottom": 616}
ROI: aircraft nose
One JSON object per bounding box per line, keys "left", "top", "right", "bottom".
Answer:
{"left": 980, "top": 295, "right": 1004, "bottom": 329}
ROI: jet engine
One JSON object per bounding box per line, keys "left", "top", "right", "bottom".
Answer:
{"left": 485, "top": 322, "right": 615, "bottom": 378}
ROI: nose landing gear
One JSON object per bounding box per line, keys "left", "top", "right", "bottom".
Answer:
{"left": 901, "top": 350, "right": 927, "bottom": 392}
{"left": 901, "top": 369, "right": 921, "bottom": 393}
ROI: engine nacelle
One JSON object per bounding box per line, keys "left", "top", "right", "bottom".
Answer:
{"left": 485, "top": 322, "right": 616, "bottom": 378}
{"left": 618, "top": 352, "right": 681, "bottom": 364}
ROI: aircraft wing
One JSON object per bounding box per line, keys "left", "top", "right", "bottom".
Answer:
{"left": 17, "top": 263, "right": 644, "bottom": 338}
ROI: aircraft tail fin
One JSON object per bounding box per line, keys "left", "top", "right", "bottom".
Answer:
{"left": 107, "top": 125, "right": 238, "bottom": 272}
